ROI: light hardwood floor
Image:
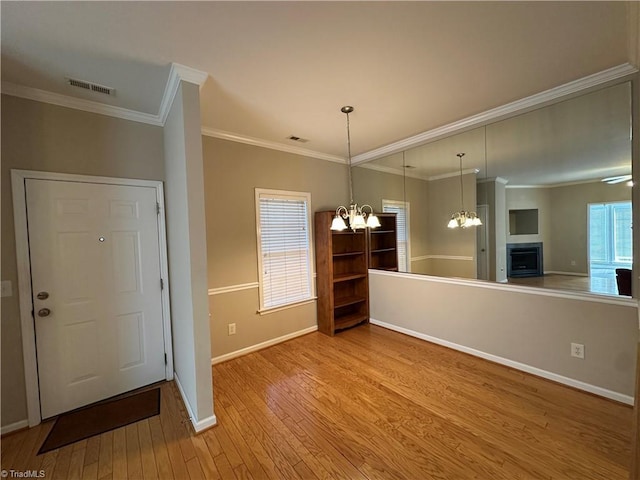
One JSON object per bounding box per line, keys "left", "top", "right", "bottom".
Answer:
{"left": 508, "top": 273, "right": 622, "bottom": 296}
{"left": 1, "top": 324, "right": 633, "bottom": 479}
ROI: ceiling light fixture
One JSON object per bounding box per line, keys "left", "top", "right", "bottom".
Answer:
{"left": 602, "top": 174, "right": 632, "bottom": 185}
{"left": 330, "top": 106, "right": 380, "bottom": 231}
{"left": 447, "top": 153, "right": 482, "bottom": 229}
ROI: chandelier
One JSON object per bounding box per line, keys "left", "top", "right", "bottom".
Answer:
{"left": 447, "top": 153, "right": 482, "bottom": 229}
{"left": 330, "top": 106, "right": 380, "bottom": 231}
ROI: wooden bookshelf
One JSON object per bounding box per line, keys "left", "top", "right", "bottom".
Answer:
{"left": 367, "top": 213, "right": 399, "bottom": 272}
{"left": 315, "top": 211, "right": 369, "bottom": 336}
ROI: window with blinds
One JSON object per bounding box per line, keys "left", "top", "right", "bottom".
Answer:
{"left": 589, "top": 201, "right": 632, "bottom": 266}
{"left": 256, "top": 189, "right": 314, "bottom": 311}
{"left": 382, "top": 199, "right": 411, "bottom": 273}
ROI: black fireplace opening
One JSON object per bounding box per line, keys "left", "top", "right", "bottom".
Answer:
{"left": 507, "top": 242, "right": 543, "bottom": 277}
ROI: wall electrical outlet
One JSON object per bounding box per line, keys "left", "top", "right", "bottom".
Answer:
{"left": 228, "top": 323, "right": 236, "bottom": 336}
{"left": 571, "top": 342, "right": 585, "bottom": 359}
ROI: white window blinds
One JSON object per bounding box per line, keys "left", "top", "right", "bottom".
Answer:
{"left": 382, "top": 200, "right": 411, "bottom": 273}
{"left": 256, "top": 190, "right": 313, "bottom": 311}
{"left": 589, "top": 201, "right": 632, "bottom": 266}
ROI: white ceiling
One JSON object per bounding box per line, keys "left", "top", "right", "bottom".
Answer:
{"left": 1, "top": 1, "right": 635, "bottom": 165}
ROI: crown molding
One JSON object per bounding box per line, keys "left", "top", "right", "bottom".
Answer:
{"left": 352, "top": 63, "right": 639, "bottom": 165}
{"left": 358, "top": 162, "right": 428, "bottom": 181}
{"left": 428, "top": 168, "right": 480, "bottom": 182}
{"left": 158, "top": 63, "right": 209, "bottom": 124}
{"left": 357, "top": 162, "right": 482, "bottom": 182}
{"left": 171, "top": 63, "right": 209, "bottom": 86}
{"left": 201, "top": 127, "right": 346, "bottom": 164}
{"left": 1, "top": 81, "right": 163, "bottom": 126}
{"left": 505, "top": 178, "right": 608, "bottom": 189}
{"left": 477, "top": 176, "right": 509, "bottom": 185}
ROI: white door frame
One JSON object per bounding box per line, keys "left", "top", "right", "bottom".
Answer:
{"left": 11, "top": 169, "right": 174, "bottom": 427}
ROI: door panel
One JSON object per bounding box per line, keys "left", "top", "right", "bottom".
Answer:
{"left": 111, "top": 231, "right": 142, "bottom": 294}
{"left": 26, "top": 179, "right": 166, "bottom": 419}
{"left": 117, "top": 311, "right": 146, "bottom": 370}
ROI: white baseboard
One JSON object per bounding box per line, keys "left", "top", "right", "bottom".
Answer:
{"left": 173, "top": 373, "right": 218, "bottom": 433}
{"left": 370, "top": 318, "right": 634, "bottom": 405}
{"left": 192, "top": 414, "right": 217, "bottom": 433}
{"left": 1, "top": 419, "right": 29, "bottom": 436}
{"left": 212, "top": 325, "right": 318, "bottom": 365}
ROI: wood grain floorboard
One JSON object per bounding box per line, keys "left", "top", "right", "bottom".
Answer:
{"left": 0, "top": 324, "right": 632, "bottom": 479}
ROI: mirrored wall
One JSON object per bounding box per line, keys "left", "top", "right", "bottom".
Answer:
{"left": 353, "top": 80, "right": 632, "bottom": 297}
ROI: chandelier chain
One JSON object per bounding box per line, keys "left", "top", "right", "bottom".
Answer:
{"left": 458, "top": 153, "right": 465, "bottom": 210}
{"left": 330, "top": 106, "right": 381, "bottom": 232}
{"left": 346, "top": 110, "right": 354, "bottom": 205}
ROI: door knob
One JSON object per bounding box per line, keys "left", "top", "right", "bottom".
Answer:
{"left": 37, "top": 308, "right": 51, "bottom": 317}
{"left": 36, "top": 291, "right": 49, "bottom": 300}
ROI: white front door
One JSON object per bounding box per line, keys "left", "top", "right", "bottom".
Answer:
{"left": 26, "top": 179, "right": 166, "bottom": 419}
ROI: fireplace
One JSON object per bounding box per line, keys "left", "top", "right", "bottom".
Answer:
{"left": 507, "top": 242, "right": 543, "bottom": 277}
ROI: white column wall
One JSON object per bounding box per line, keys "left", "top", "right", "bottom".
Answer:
{"left": 163, "top": 81, "right": 215, "bottom": 431}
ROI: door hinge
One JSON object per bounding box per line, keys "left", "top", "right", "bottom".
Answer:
{"left": 160, "top": 278, "right": 164, "bottom": 290}
{"left": 156, "top": 202, "right": 161, "bottom": 215}
{"left": 164, "top": 353, "right": 168, "bottom": 365}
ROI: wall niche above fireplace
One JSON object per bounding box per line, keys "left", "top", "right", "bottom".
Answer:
{"left": 509, "top": 209, "right": 539, "bottom": 235}
{"left": 507, "top": 242, "right": 543, "bottom": 278}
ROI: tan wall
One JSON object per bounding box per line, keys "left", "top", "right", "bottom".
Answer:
{"left": 411, "top": 258, "right": 430, "bottom": 275}
{"left": 370, "top": 270, "right": 638, "bottom": 397}
{"left": 202, "top": 136, "right": 349, "bottom": 359}
{"left": 404, "top": 176, "right": 430, "bottom": 262}
{"left": 423, "top": 258, "right": 476, "bottom": 278}
{"left": 352, "top": 165, "right": 404, "bottom": 209}
{"left": 548, "top": 181, "right": 631, "bottom": 274}
{"left": 427, "top": 173, "right": 477, "bottom": 278}
{"left": 1, "top": 95, "right": 165, "bottom": 427}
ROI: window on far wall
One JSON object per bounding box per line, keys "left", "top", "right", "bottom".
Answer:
{"left": 382, "top": 199, "right": 411, "bottom": 273}
{"left": 255, "top": 189, "right": 314, "bottom": 312}
{"left": 589, "top": 201, "right": 632, "bottom": 267}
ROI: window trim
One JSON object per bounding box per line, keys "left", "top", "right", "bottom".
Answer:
{"left": 255, "top": 188, "right": 315, "bottom": 313}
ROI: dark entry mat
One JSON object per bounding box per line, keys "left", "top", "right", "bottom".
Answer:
{"left": 38, "top": 388, "right": 160, "bottom": 454}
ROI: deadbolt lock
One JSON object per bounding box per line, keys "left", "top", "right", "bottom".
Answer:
{"left": 36, "top": 291, "right": 49, "bottom": 300}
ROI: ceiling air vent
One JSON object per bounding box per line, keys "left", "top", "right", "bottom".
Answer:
{"left": 287, "top": 135, "right": 309, "bottom": 143}
{"left": 66, "top": 77, "right": 115, "bottom": 96}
